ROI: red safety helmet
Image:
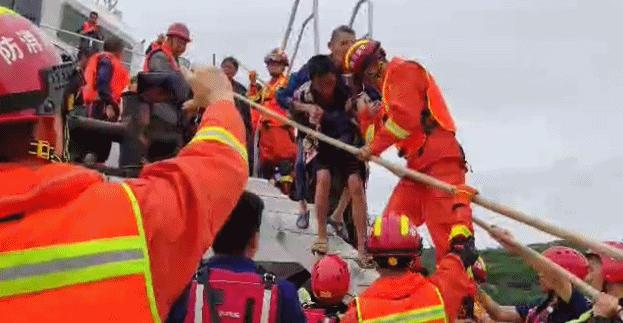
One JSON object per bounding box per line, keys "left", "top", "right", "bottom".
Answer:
{"left": 542, "top": 246, "right": 590, "bottom": 279}
{"left": 166, "top": 22, "right": 191, "bottom": 42}
{"left": 367, "top": 214, "right": 423, "bottom": 258}
{"left": 264, "top": 48, "right": 289, "bottom": 66}
{"left": 587, "top": 241, "right": 623, "bottom": 284}
{"left": 0, "top": 7, "right": 65, "bottom": 150}
{"left": 311, "top": 255, "right": 350, "bottom": 305}
{"left": 343, "top": 39, "right": 385, "bottom": 76}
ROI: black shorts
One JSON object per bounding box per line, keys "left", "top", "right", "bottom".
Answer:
{"left": 314, "top": 145, "right": 365, "bottom": 180}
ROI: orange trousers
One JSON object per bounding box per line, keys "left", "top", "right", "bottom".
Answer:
{"left": 382, "top": 157, "right": 474, "bottom": 262}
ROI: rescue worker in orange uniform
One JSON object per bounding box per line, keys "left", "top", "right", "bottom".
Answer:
{"left": 77, "top": 36, "right": 130, "bottom": 163}
{"left": 341, "top": 215, "right": 480, "bottom": 323}
{"left": 247, "top": 48, "right": 290, "bottom": 130}
{"left": 345, "top": 39, "right": 476, "bottom": 262}
{"left": 248, "top": 48, "right": 296, "bottom": 183}
{"left": 0, "top": 8, "right": 248, "bottom": 322}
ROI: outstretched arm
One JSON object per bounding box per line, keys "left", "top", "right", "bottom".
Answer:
{"left": 126, "top": 67, "right": 249, "bottom": 319}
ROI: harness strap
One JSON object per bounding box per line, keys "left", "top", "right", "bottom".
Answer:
{"left": 193, "top": 283, "right": 205, "bottom": 323}
{"left": 202, "top": 269, "right": 222, "bottom": 323}
{"left": 260, "top": 273, "right": 277, "bottom": 323}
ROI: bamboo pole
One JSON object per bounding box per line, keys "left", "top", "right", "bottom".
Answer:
{"left": 232, "top": 92, "right": 623, "bottom": 261}
{"left": 473, "top": 216, "right": 599, "bottom": 299}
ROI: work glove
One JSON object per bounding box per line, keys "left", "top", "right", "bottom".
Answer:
{"left": 298, "top": 287, "right": 314, "bottom": 308}
{"left": 468, "top": 256, "right": 488, "bottom": 284}
{"left": 451, "top": 236, "right": 479, "bottom": 268}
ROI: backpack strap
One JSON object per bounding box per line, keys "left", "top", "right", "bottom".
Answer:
{"left": 260, "top": 273, "right": 277, "bottom": 323}
{"left": 193, "top": 268, "right": 222, "bottom": 323}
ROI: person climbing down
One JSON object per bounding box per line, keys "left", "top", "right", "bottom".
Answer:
{"left": 277, "top": 25, "right": 356, "bottom": 231}
{"left": 345, "top": 39, "right": 476, "bottom": 264}
{"left": 341, "top": 215, "right": 480, "bottom": 323}
{"left": 292, "top": 54, "right": 370, "bottom": 268}
{"left": 477, "top": 227, "right": 592, "bottom": 322}
{"left": 167, "top": 191, "right": 306, "bottom": 323}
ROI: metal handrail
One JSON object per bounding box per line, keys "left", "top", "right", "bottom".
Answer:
{"left": 348, "top": 0, "right": 373, "bottom": 38}
{"left": 281, "top": 0, "right": 301, "bottom": 51}
{"left": 312, "top": 0, "right": 320, "bottom": 54}
{"left": 40, "top": 23, "right": 146, "bottom": 57}
{"left": 286, "top": 13, "right": 314, "bottom": 76}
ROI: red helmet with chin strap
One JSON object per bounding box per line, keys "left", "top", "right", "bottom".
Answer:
{"left": 0, "top": 7, "right": 70, "bottom": 161}
{"left": 311, "top": 254, "right": 350, "bottom": 305}
{"left": 264, "top": 48, "right": 289, "bottom": 66}
{"left": 542, "top": 246, "right": 590, "bottom": 279}
{"left": 343, "top": 39, "right": 384, "bottom": 77}
{"left": 367, "top": 213, "right": 423, "bottom": 258}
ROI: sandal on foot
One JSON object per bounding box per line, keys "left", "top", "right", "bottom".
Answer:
{"left": 311, "top": 240, "right": 328, "bottom": 256}
{"left": 296, "top": 210, "right": 310, "bottom": 229}
{"left": 355, "top": 253, "right": 376, "bottom": 269}
{"left": 327, "top": 218, "right": 349, "bottom": 241}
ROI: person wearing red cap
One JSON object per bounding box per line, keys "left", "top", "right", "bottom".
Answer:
{"left": 143, "top": 22, "right": 193, "bottom": 161}
{"left": 341, "top": 215, "right": 479, "bottom": 323}
{"left": 0, "top": 8, "right": 248, "bottom": 322}
{"left": 343, "top": 39, "right": 476, "bottom": 264}
{"left": 478, "top": 228, "right": 592, "bottom": 322}
{"left": 144, "top": 22, "right": 191, "bottom": 73}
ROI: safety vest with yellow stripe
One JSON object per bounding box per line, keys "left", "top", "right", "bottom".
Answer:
{"left": 0, "top": 123, "right": 247, "bottom": 322}
{"left": 0, "top": 173, "right": 159, "bottom": 323}
{"left": 355, "top": 275, "right": 448, "bottom": 323}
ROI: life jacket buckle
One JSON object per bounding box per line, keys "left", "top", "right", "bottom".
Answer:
{"left": 29, "top": 140, "right": 52, "bottom": 161}
{"left": 262, "top": 272, "right": 277, "bottom": 290}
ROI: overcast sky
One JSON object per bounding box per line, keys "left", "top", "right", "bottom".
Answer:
{"left": 112, "top": 0, "right": 623, "bottom": 247}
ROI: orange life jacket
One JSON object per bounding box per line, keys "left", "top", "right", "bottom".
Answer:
{"left": 0, "top": 163, "right": 160, "bottom": 323}
{"left": 143, "top": 42, "right": 179, "bottom": 72}
{"left": 382, "top": 57, "right": 457, "bottom": 158}
{"left": 354, "top": 273, "right": 447, "bottom": 323}
{"left": 81, "top": 21, "right": 99, "bottom": 34}
{"left": 249, "top": 74, "right": 289, "bottom": 130}
{"left": 83, "top": 52, "right": 130, "bottom": 105}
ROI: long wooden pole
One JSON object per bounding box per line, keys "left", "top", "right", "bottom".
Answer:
{"left": 473, "top": 217, "right": 600, "bottom": 299}
{"left": 233, "top": 92, "right": 623, "bottom": 261}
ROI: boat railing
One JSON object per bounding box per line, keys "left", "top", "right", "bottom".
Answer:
{"left": 348, "top": 0, "right": 373, "bottom": 39}
{"left": 40, "top": 23, "right": 145, "bottom": 57}
{"left": 39, "top": 24, "right": 192, "bottom": 72}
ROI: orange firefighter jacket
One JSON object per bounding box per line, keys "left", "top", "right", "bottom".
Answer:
{"left": 82, "top": 52, "right": 130, "bottom": 105}
{"left": 0, "top": 100, "right": 248, "bottom": 322}
{"left": 356, "top": 105, "right": 385, "bottom": 145}
{"left": 81, "top": 21, "right": 99, "bottom": 35}
{"left": 342, "top": 254, "right": 474, "bottom": 323}
{"left": 369, "top": 57, "right": 463, "bottom": 170}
